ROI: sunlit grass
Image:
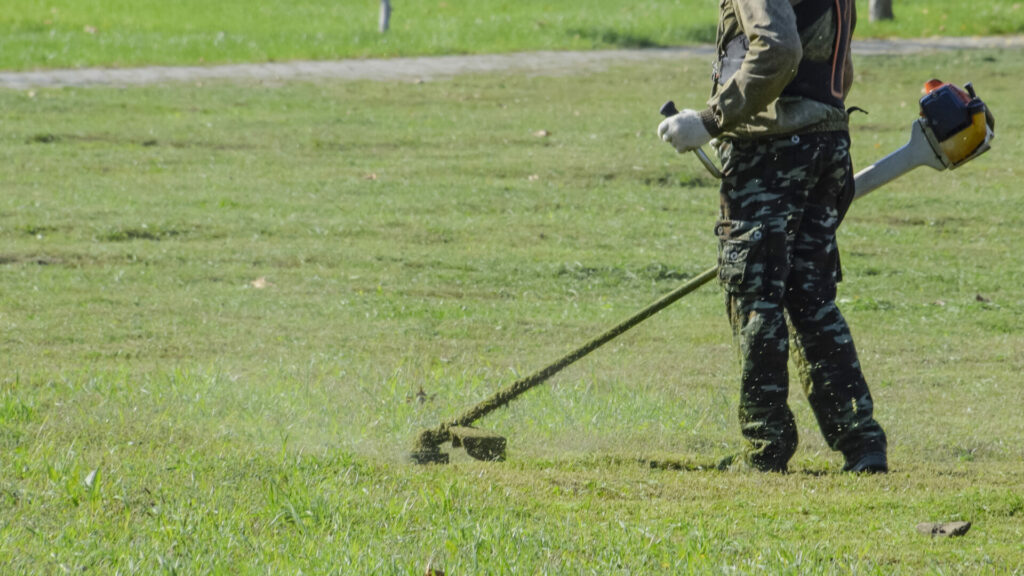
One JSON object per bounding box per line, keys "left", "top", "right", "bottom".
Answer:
{"left": 2, "top": 0, "right": 1023, "bottom": 71}
{"left": 1, "top": 48, "right": 1023, "bottom": 572}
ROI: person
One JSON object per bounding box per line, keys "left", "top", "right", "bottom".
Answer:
{"left": 657, "top": 0, "right": 888, "bottom": 473}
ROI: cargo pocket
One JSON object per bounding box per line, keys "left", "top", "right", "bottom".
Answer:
{"left": 716, "top": 219, "right": 766, "bottom": 296}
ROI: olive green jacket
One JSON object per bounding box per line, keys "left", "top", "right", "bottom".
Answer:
{"left": 698, "top": 0, "right": 855, "bottom": 139}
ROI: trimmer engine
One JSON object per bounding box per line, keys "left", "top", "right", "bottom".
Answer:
{"left": 918, "top": 79, "right": 994, "bottom": 168}
{"left": 853, "top": 79, "right": 995, "bottom": 200}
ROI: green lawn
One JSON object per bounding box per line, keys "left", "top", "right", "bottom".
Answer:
{"left": 2, "top": 29, "right": 1024, "bottom": 576}
{"left": 2, "top": 0, "right": 1024, "bottom": 70}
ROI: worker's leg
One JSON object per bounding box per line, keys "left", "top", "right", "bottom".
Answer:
{"left": 716, "top": 136, "right": 816, "bottom": 471}
{"left": 784, "top": 133, "right": 888, "bottom": 469}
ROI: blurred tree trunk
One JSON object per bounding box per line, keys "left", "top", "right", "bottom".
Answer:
{"left": 869, "top": 0, "right": 894, "bottom": 21}
{"left": 380, "top": 0, "right": 392, "bottom": 32}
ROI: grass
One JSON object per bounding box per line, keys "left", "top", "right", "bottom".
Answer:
{"left": 2, "top": 42, "right": 1024, "bottom": 573}
{"left": 2, "top": 0, "right": 1024, "bottom": 71}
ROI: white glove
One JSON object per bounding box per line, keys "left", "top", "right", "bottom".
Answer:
{"left": 657, "top": 109, "right": 712, "bottom": 153}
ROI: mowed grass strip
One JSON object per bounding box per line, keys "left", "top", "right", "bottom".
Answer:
{"left": 1, "top": 49, "right": 1023, "bottom": 572}
{"left": 3, "top": 0, "right": 1024, "bottom": 71}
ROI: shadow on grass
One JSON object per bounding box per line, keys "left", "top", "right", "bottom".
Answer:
{"left": 568, "top": 25, "right": 717, "bottom": 48}
{"left": 643, "top": 456, "right": 834, "bottom": 476}
{"left": 568, "top": 28, "right": 664, "bottom": 49}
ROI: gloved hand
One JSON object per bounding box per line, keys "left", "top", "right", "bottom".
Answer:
{"left": 657, "top": 109, "right": 712, "bottom": 153}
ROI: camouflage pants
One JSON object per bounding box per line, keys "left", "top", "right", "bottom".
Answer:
{"left": 715, "top": 131, "right": 887, "bottom": 471}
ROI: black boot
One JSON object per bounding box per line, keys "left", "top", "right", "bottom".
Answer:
{"left": 843, "top": 451, "right": 888, "bottom": 474}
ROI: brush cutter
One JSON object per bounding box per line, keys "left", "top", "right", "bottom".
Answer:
{"left": 410, "top": 80, "right": 994, "bottom": 465}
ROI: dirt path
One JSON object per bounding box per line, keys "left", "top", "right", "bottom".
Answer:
{"left": 2, "top": 36, "right": 1023, "bottom": 90}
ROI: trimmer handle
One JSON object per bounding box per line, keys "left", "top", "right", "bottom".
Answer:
{"left": 659, "top": 100, "right": 680, "bottom": 117}
{"left": 659, "top": 100, "right": 723, "bottom": 179}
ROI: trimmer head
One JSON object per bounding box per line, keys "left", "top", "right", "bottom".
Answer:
{"left": 410, "top": 425, "right": 507, "bottom": 465}
{"left": 449, "top": 426, "right": 507, "bottom": 461}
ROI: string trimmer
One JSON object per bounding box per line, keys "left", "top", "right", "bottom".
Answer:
{"left": 411, "top": 80, "right": 994, "bottom": 464}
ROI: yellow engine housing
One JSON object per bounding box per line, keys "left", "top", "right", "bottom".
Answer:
{"left": 939, "top": 109, "right": 990, "bottom": 166}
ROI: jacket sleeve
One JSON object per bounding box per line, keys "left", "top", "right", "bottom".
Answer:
{"left": 700, "top": 0, "right": 803, "bottom": 136}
